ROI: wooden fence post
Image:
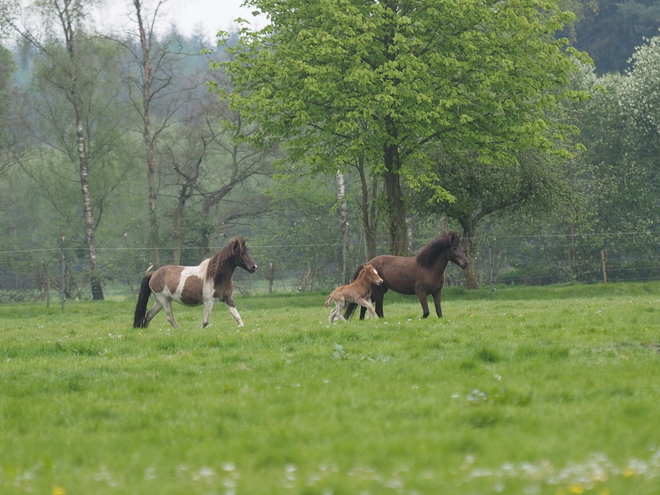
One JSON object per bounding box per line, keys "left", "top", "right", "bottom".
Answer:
{"left": 61, "top": 237, "right": 66, "bottom": 310}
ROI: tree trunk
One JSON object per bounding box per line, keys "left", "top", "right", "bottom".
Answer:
{"left": 459, "top": 218, "right": 479, "bottom": 289}
{"left": 63, "top": 14, "right": 103, "bottom": 300}
{"left": 134, "top": 0, "right": 160, "bottom": 265}
{"left": 76, "top": 117, "right": 103, "bottom": 300}
{"left": 266, "top": 263, "right": 275, "bottom": 294}
{"left": 336, "top": 171, "right": 350, "bottom": 283}
{"left": 199, "top": 199, "right": 213, "bottom": 260}
{"left": 356, "top": 155, "right": 378, "bottom": 261}
{"left": 171, "top": 188, "right": 188, "bottom": 266}
{"left": 567, "top": 225, "right": 578, "bottom": 281}
{"left": 383, "top": 144, "right": 408, "bottom": 256}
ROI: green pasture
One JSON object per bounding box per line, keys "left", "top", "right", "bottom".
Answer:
{"left": 2, "top": 283, "right": 660, "bottom": 494}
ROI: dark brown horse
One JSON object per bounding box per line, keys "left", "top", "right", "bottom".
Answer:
{"left": 345, "top": 231, "right": 469, "bottom": 320}
{"left": 133, "top": 236, "right": 257, "bottom": 329}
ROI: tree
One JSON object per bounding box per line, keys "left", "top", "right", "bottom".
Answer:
{"left": 113, "top": 0, "right": 193, "bottom": 265}
{"left": 216, "top": 0, "right": 587, "bottom": 256}
{"left": 0, "top": 43, "right": 15, "bottom": 173}
{"left": 627, "top": 35, "right": 660, "bottom": 170}
{"left": 413, "top": 149, "right": 568, "bottom": 288}
{"left": 254, "top": 174, "right": 345, "bottom": 291}
{"left": 2, "top": 0, "right": 116, "bottom": 299}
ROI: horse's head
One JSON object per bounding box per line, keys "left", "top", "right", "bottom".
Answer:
{"left": 364, "top": 264, "right": 383, "bottom": 285}
{"left": 231, "top": 236, "right": 258, "bottom": 273}
{"left": 448, "top": 233, "right": 470, "bottom": 270}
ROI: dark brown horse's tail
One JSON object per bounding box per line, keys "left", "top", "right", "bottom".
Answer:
{"left": 343, "top": 264, "right": 365, "bottom": 320}
{"left": 133, "top": 272, "right": 154, "bottom": 328}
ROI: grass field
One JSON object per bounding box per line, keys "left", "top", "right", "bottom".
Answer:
{"left": 1, "top": 283, "right": 660, "bottom": 494}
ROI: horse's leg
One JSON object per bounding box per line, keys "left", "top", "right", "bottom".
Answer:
{"left": 224, "top": 297, "right": 244, "bottom": 327}
{"left": 329, "top": 300, "right": 338, "bottom": 322}
{"left": 432, "top": 290, "right": 443, "bottom": 318}
{"left": 161, "top": 297, "right": 179, "bottom": 329}
{"left": 331, "top": 297, "right": 346, "bottom": 322}
{"left": 143, "top": 300, "right": 163, "bottom": 328}
{"left": 335, "top": 300, "right": 347, "bottom": 322}
{"left": 328, "top": 303, "right": 336, "bottom": 322}
{"left": 201, "top": 298, "right": 215, "bottom": 328}
{"left": 358, "top": 298, "right": 378, "bottom": 320}
{"left": 373, "top": 289, "right": 385, "bottom": 318}
{"left": 416, "top": 291, "right": 431, "bottom": 319}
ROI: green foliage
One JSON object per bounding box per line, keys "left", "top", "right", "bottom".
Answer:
{"left": 1, "top": 283, "right": 660, "bottom": 492}
{"left": 220, "top": 0, "right": 587, "bottom": 168}
{"left": 216, "top": 0, "right": 590, "bottom": 253}
{"left": 566, "top": 38, "right": 660, "bottom": 234}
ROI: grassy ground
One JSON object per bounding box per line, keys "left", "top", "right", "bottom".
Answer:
{"left": 1, "top": 283, "right": 660, "bottom": 494}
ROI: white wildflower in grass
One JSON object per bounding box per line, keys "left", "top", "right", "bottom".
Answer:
{"left": 94, "top": 465, "right": 120, "bottom": 487}
{"left": 467, "top": 389, "right": 488, "bottom": 404}
{"left": 198, "top": 466, "right": 215, "bottom": 478}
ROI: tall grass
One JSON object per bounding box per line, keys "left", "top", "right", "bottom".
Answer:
{"left": 1, "top": 283, "right": 660, "bottom": 493}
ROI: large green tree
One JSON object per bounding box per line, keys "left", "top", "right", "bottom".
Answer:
{"left": 216, "top": 0, "right": 587, "bottom": 255}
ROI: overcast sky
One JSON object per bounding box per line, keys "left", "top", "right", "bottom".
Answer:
{"left": 99, "top": 0, "right": 268, "bottom": 43}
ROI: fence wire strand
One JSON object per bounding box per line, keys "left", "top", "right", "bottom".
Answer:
{"left": 1, "top": 232, "right": 660, "bottom": 302}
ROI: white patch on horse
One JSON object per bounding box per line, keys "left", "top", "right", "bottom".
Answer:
{"left": 172, "top": 261, "right": 210, "bottom": 306}
{"left": 228, "top": 304, "right": 244, "bottom": 327}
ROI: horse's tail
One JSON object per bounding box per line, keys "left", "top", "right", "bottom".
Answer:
{"left": 133, "top": 272, "right": 154, "bottom": 328}
{"left": 343, "top": 264, "right": 365, "bottom": 320}
{"left": 324, "top": 293, "right": 333, "bottom": 308}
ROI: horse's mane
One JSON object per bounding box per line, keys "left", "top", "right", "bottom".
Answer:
{"left": 415, "top": 231, "right": 460, "bottom": 268}
{"left": 206, "top": 236, "right": 247, "bottom": 282}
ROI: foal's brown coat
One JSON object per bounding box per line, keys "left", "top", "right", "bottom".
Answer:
{"left": 325, "top": 264, "right": 383, "bottom": 323}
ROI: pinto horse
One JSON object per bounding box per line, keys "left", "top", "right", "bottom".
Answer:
{"left": 133, "top": 236, "right": 257, "bottom": 329}
{"left": 325, "top": 264, "right": 383, "bottom": 323}
{"left": 345, "top": 231, "right": 469, "bottom": 320}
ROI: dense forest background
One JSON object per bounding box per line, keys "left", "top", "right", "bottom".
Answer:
{"left": 1, "top": 0, "right": 660, "bottom": 300}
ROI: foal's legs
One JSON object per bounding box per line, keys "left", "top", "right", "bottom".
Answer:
{"left": 357, "top": 298, "right": 378, "bottom": 319}
{"left": 329, "top": 297, "right": 346, "bottom": 323}
{"left": 361, "top": 296, "right": 384, "bottom": 319}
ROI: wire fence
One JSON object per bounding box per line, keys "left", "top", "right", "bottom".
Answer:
{"left": 1, "top": 231, "right": 660, "bottom": 303}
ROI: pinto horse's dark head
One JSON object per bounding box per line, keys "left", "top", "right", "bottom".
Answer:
{"left": 231, "top": 235, "right": 257, "bottom": 273}
{"left": 207, "top": 236, "right": 257, "bottom": 285}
